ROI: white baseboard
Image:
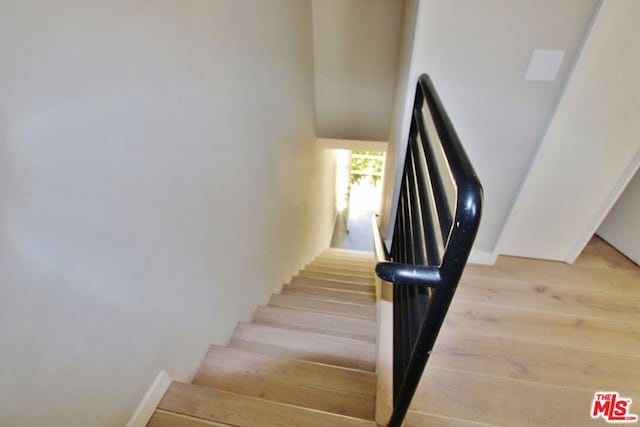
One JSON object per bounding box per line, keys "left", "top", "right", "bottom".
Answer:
{"left": 126, "top": 370, "right": 172, "bottom": 427}
{"left": 468, "top": 249, "right": 498, "bottom": 265}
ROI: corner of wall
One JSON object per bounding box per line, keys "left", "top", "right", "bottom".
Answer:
{"left": 125, "top": 371, "right": 172, "bottom": 427}
{"left": 467, "top": 249, "right": 498, "bottom": 266}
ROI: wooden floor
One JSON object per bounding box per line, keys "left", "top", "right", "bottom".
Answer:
{"left": 407, "top": 236, "right": 640, "bottom": 426}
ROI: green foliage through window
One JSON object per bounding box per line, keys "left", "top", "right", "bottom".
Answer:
{"left": 350, "top": 151, "right": 384, "bottom": 186}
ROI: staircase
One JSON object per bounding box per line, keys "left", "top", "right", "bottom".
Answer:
{"left": 147, "top": 248, "right": 379, "bottom": 427}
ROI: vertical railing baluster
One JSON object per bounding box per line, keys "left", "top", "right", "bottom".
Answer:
{"left": 374, "top": 75, "right": 482, "bottom": 427}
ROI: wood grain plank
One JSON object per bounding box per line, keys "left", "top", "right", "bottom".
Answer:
{"left": 304, "top": 264, "right": 374, "bottom": 278}
{"left": 282, "top": 284, "right": 376, "bottom": 305}
{"left": 147, "top": 410, "right": 231, "bottom": 427}
{"left": 464, "top": 256, "right": 640, "bottom": 296}
{"left": 192, "top": 345, "right": 375, "bottom": 419}
{"left": 316, "top": 255, "right": 374, "bottom": 265}
{"left": 576, "top": 235, "right": 639, "bottom": 271}
{"left": 429, "top": 330, "right": 640, "bottom": 394}
{"left": 230, "top": 322, "right": 375, "bottom": 371}
{"left": 404, "top": 411, "right": 494, "bottom": 427}
{"left": 253, "top": 305, "right": 377, "bottom": 341}
{"left": 457, "top": 274, "right": 640, "bottom": 322}
{"left": 268, "top": 294, "right": 376, "bottom": 320}
{"left": 291, "top": 275, "right": 375, "bottom": 293}
{"left": 299, "top": 270, "right": 375, "bottom": 285}
{"left": 322, "top": 248, "right": 374, "bottom": 258}
{"left": 159, "top": 382, "right": 377, "bottom": 427}
{"left": 311, "top": 260, "right": 374, "bottom": 272}
{"left": 446, "top": 299, "right": 640, "bottom": 357}
{"left": 410, "top": 367, "right": 604, "bottom": 427}
{"left": 316, "top": 256, "right": 374, "bottom": 267}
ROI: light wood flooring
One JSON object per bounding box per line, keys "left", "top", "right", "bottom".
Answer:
{"left": 407, "top": 236, "right": 640, "bottom": 426}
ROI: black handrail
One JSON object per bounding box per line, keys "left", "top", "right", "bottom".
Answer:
{"left": 373, "top": 74, "right": 483, "bottom": 427}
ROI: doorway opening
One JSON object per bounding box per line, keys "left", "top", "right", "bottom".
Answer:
{"left": 331, "top": 150, "right": 386, "bottom": 251}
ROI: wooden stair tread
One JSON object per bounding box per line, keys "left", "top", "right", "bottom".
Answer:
{"left": 291, "top": 275, "right": 375, "bottom": 293}
{"left": 230, "top": 322, "right": 375, "bottom": 371}
{"left": 192, "top": 345, "right": 375, "bottom": 419}
{"left": 314, "top": 259, "right": 374, "bottom": 269}
{"left": 282, "top": 284, "right": 376, "bottom": 305}
{"left": 268, "top": 293, "right": 376, "bottom": 320}
{"left": 403, "top": 411, "right": 492, "bottom": 427}
{"left": 158, "top": 382, "right": 377, "bottom": 427}
{"left": 304, "top": 264, "right": 374, "bottom": 279}
{"left": 321, "top": 248, "right": 374, "bottom": 258}
{"left": 311, "top": 258, "right": 374, "bottom": 269}
{"left": 253, "top": 305, "right": 377, "bottom": 342}
{"left": 148, "top": 410, "right": 232, "bottom": 426}
{"left": 299, "top": 270, "right": 374, "bottom": 285}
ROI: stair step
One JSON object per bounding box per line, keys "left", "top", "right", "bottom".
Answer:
{"left": 282, "top": 284, "right": 376, "bottom": 305}
{"left": 230, "top": 322, "right": 376, "bottom": 371}
{"left": 322, "top": 248, "right": 374, "bottom": 259}
{"left": 291, "top": 275, "right": 375, "bottom": 294}
{"left": 148, "top": 248, "right": 381, "bottom": 425}
{"left": 299, "top": 270, "right": 375, "bottom": 285}
{"left": 315, "top": 258, "right": 374, "bottom": 268}
{"left": 192, "top": 345, "right": 375, "bottom": 419}
{"left": 148, "top": 410, "right": 231, "bottom": 426}
{"left": 317, "top": 253, "right": 374, "bottom": 264}
{"left": 304, "top": 264, "right": 374, "bottom": 279}
{"left": 268, "top": 293, "right": 376, "bottom": 320}
{"left": 311, "top": 259, "right": 374, "bottom": 271}
{"left": 253, "top": 305, "right": 377, "bottom": 342}
{"left": 158, "top": 382, "right": 376, "bottom": 427}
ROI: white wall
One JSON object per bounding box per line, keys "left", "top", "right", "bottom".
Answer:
{"left": 380, "top": 0, "right": 599, "bottom": 261}
{"left": 598, "top": 168, "right": 640, "bottom": 265}
{"left": 319, "top": 137, "right": 388, "bottom": 152}
{"left": 380, "top": 0, "right": 420, "bottom": 246}
{"left": 312, "top": 0, "right": 404, "bottom": 141}
{"left": 0, "top": 1, "right": 335, "bottom": 426}
{"left": 499, "top": 0, "right": 640, "bottom": 262}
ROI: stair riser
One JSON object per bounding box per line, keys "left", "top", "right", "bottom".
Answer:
{"left": 311, "top": 260, "right": 375, "bottom": 272}
{"left": 299, "top": 270, "right": 375, "bottom": 285}
{"left": 317, "top": 253, "right": 374, "bottom": 263}
{"left": 282, "top": 285, "right": 376, "bottom": 305}
{"left": 304, "top": 265, "right": 375, "bottom": 279}
{"left": 230, "top": 339, "right": 375, "bottom": 372}
{"left": 159, "top": 383, "right": 376, "bottom": 427}
{"left": 231, "top": 323, "right": 376, "bottom": 372}
{"left": 314, "top": 259, "right": 374, "bottom": 269}
{"left": 269, "top": 294, "right": 376, "bottom": 320}
{"left": 193, "top": 347, "right": 375, "bottom": 419}
{"left": 291, "top": 276, "right": 375, "bottom": 294}
{"left": 253, "top": 306, "right": 377, "bottom": 342}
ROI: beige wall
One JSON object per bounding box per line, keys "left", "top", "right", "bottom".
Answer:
{"left": 312, "top": 0, "right": 404, "bottom": 141}
{"left": 380, "top": 0, "right": 420, "bottom": 249}
{"left": 499, "top": 0, "right": 640, "bottom": 262}
{"left": 0, "top": 0, "right": 335, "bottom": 425}
{"left": 381, "top": 0, "right": 599, "bottom": 262}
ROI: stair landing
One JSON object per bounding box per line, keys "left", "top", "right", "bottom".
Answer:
{"left": 147, "top": 248, "right": 377, "bottom": 427}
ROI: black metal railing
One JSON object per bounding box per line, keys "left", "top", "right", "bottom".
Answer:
{"left": 373, "top": 74, "right": 483, "bottom": 427}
